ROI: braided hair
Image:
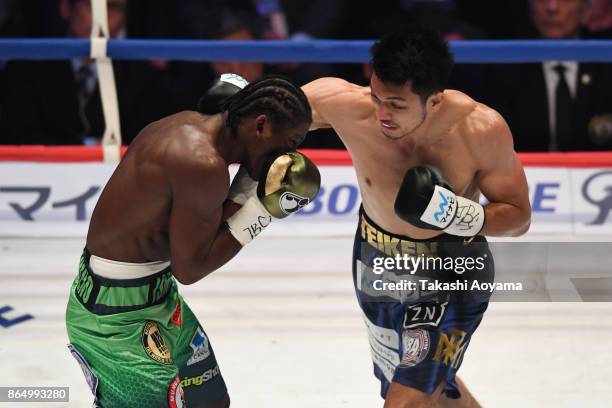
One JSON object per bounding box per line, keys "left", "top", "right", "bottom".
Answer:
{"left": 222, "top": 75, "right": 312, "bottom": 134}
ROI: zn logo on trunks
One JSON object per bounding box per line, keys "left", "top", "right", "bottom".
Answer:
{"left": 279, "top": 192, "right": 309, "bottom": 215}
{"left": 403, "top": 302, "right": 447, "bottom": 329}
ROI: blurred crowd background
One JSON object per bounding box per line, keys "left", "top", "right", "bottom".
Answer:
{"left": 1, "top": 0, "right": 612, "bottom": 151}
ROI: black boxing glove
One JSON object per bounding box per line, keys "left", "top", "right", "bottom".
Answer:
{"left": 394, "top": 165, "right": 486, "bottom": 237}
{"left": 197, "top": 73, "right": 248, "bottom": 114}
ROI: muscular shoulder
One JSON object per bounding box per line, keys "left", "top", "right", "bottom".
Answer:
{"left": 449, "top": 91, "right": 513, "bottom": 155}
{"left": 302, "top": 77, "right": 372, "bottom": 127}
{"left": 450, "top": 96, "right": 515, "bottom": 175}
{"left": 164, "top": 115, "right": 230, "bottom": 199}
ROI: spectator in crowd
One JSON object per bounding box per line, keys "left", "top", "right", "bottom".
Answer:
{"left": 207, "top": 7, "right": 266, "bottom": 82}
{"left": 486, "top": 0, "right": 612, "bottom": 151}
{"left": 0, "top": 0, "right": 173, "bottom": 145}
{"left": 584, "top": 0, "right": 612, "bottom": 37}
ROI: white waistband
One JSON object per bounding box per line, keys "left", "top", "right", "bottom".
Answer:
{"left": 89, "top": 255, "right": 170, "bottom": 279}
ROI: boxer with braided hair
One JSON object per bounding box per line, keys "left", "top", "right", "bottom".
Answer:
{"left": 223, "top": 76, "right": 312, "bottom": 133}
{"left": 66, "top": 74, "right": 319, "bottom": 408}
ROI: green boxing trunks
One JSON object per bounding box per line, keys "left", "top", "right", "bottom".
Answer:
{"left": 65, "top": 249, "right": 227, "bottom": 408}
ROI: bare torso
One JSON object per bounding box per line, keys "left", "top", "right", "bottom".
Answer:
{"left": 306, "top": 79, "right": 502, "bottom": 239}
{"left": 86, "top": 111, "right": 230, "bottom": 262}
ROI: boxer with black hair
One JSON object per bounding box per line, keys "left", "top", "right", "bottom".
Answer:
{"left": 304, "top": 26, "right": 530, "bottom": 407}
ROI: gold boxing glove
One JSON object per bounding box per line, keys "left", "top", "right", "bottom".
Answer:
{"left": 257, "top": 151, "right": 321, "bottom": 219}
{"left": 226, "top": 151, "right": 321, "bottom": 245}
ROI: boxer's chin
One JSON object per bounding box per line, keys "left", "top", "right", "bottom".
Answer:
{"left": 381, "top": 125, "right": 405, "bottom": 140}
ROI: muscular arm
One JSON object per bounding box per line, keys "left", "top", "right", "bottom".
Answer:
{"left": 166, "top": 154, "right": 242, "bottom": 285}
{"left": 302, "top": 77, "right": 370, "bottom": 130}
{"left": 471, "top": 111, "right": 531, "bottom": 237}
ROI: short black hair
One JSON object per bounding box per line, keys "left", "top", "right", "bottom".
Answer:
{"left": 223, "top": 75, "right": 312, "bottom": 134}
{"left": 370, "top": 25, "right": 454, "bottom": 102}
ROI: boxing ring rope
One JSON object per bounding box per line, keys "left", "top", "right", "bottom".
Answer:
{"left": 0, "top": 146, "right": 611, "bottom": 167}
{"left": 2, "top": 39, "right": 612, "bottom": 62}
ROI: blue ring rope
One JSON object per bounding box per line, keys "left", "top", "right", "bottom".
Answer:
{"left": 0, "top": 39, "right": 611, "bottom": 63}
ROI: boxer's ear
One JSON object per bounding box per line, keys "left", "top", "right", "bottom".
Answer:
{"left": 254, "top": 114, "right": 272, "bottom": 140}
{"left": 427, "top": 91, "right": 444, "bottom": 112}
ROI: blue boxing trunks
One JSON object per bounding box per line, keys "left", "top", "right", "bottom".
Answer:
{"left": 353, "top": 207, "right": 494, "bottom": 399}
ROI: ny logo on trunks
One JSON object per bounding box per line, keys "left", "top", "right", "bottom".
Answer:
{"left": 141, "top": 321, "right": 173, "bottom": 365}
{"left": 432, "top": 328, "right": 468, "bottom": 369}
